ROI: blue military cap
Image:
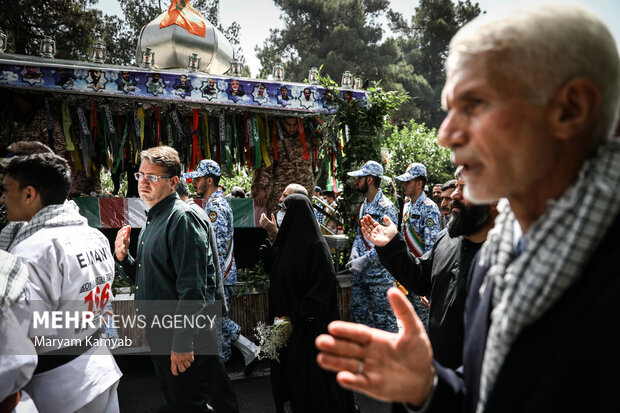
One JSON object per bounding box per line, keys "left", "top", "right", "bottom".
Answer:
{"left": 395, "top": 162, "right": 427, "bottom": 182}
{"left": 183, "top": 159, "right": 221, "bottom": 179}
{"left": 347, "top": 160, "right": 383, "bottom": 179}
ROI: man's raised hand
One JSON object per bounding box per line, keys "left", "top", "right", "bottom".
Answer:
{"left": 361, "top": 215, "right": 398, "bottom": 247}
{"left": 315, "top": 287, "right": 435, "bottom": 406}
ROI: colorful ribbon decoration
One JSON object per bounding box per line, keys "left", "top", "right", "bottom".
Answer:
{"left": 224, "top": 115, "right": 233, "bottom": 174}
{"left": 190, "top": 109, "right": 201, "bottom": 169}
{"left": 251, "top": 116, "right": 261, "bottom": 169}
{"left": 156, "top": 107, "right": 161, "bottom": 146}
{"left": 201, "top": 112, "right": 211, "bottom": 159}
{"left": 218, "top": 112, "right": 226, "bottom": 169}
{"left": 61, "top": 102, "right": 75, "bottom": 151}
{"left": 258, "top": 115, "right": 271, "bottom": 167}
{"left": 43, "top": 98, "right": 55, "bottom": 152}
{"left": 272, "top": 118, "right": 281, "bottom": 162}
{"left": 76, "top": 105, "right": 93, "bottom": 176}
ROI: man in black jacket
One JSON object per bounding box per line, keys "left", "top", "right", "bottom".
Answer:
{"left": 362, "top": 168, "right": 496, "bottom": 369}
{"left": 316, "top": 3, "right": 620, "bottom": 412}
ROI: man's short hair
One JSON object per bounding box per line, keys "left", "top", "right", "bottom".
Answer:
{"left": 231, "top": 186, "right": 246, "bottom": 198}
{"left": 441, "top": 179, "right": 457, "bottom": 191}
{"left": 7, "top": 141, "right": 54, "bottom": 156}
{"left": 454, "top": 166, "right": 464, "bottom": 179}
{"left": 206, "top": 174, "right": 221, "bottom": 187}
{"left": 446, "top": 3, "right": 620, "bottom": 142}
{"left": 176, "top": 179, "right": 190, "bottom": 198}
{"left": 140, "top": 146, "right": 181, "bottom": 177}
{"left": 414, "top": 176, "right": 428, "bottom": 187}
{"left": 286, "top": 183, "right": 308, "bottom": 197}
{"left": 2, "top": 153, "right": 70, "bottom": 206}
{"left": 366, "top": 175, "right": 381, "bottom": 189}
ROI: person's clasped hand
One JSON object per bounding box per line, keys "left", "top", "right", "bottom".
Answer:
{"left": 346, "top": 254, "right": 368, "bottom": 273}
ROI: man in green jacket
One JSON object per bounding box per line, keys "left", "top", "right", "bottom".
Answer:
{"left": 115, "top": 146, "right": 238, "bottom": 412}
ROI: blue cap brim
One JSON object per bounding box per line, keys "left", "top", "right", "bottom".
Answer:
{"left": 183, "top": 170, "right": 206, "bottom": 179}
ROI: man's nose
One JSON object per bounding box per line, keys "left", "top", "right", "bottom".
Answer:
{"left": 438, "top": 111, "right": 467, "bottom": 148}
{"left": 451, "top": 187, "right": 462, "bottom": 200}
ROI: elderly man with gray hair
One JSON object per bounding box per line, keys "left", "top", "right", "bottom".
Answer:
{"left": 316, "top": 3, "right": 620, "bottom": 412}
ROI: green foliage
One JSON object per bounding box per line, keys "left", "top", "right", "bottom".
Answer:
{"left": 100, "top": 170, "right": 128, "bottom": 196}
{"left": 219, "top": 166, "right": 252, "bottom": 194}
{"left": 254, "top": 0, "right": 480, "bottom": 129}
{"left": 236, "top": 263, "right": 270, "bottom": 295}
{"left": 387, "top": 0, "right": 481, "bottom": 128}
{"left": 384, "top": 119, "right": 454, "bottom": 186}
{"left": 317, "top": 71, "right": 408, "bottom": 232}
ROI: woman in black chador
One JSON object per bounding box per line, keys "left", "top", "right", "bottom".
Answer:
{"left": 261, "top": 193, "right": 356, "bottom": 413}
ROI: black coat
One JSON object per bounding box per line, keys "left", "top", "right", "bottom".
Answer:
{"left": 428, "top": 214, "right": 620, "bottom": 412}
{"left": 377, "top": 232, "right": 482, "bottom": 369}
{"left": 262, "top": 194, "right": 356, "bottom": 413}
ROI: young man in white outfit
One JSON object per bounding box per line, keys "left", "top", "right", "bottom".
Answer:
{"left": 1, "top": 153, "right": 121, "bottom": 413}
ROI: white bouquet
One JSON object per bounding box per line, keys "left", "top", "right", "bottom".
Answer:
{"left": 255, "top": 316, "right": 293, "bottom": 362}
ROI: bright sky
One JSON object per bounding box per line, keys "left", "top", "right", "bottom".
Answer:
{"left": 96, "top": 0, "right": 620, "bottom": 78}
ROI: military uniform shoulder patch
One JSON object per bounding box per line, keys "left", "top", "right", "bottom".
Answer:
{"left": 422, "top": 198, "right": 435, "bottom": 207}
{"left": 426, "top": 218, "right": 436, "bottom": 227}
{"left": 378, "top": 197, "right": 394, "bottom": 208}
{"left": 208, "top": 210, "right": 217, "bottom": 222}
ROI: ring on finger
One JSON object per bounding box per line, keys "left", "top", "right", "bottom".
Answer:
{"left": 357, "top": 359, "right": 364, "bottom": 375}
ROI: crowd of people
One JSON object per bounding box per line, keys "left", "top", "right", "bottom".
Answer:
{"left": 1, "top": 2, "right": 619, "bottom": 413}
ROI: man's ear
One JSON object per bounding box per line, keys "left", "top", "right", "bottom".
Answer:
{"left": 417, "top": 180, "right": 424, "bottom": 192}
{"left": 23, "top": 185, "right": 37, "bottom": 203}
{"left": 489, "top": 201, "right": 499, "bottom": 218}
{"left": 548, "top": 77, "right": 601, "bottom": 140}
{"left": 170, "top": 176, "right": 179, "bottom": 188}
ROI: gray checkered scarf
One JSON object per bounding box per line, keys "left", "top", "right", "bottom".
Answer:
{"left": 476, "top": 139, "right": 620, "bottom": 412}
{"left": 0, "top": 249, "right": 29, "bottom": 306}
{"left": 1, "top": 201, "right": 86, "bottom": 252}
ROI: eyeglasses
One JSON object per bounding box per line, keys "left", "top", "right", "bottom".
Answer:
{"left": 134, "top": 172, "right": 173, "bottom": 183}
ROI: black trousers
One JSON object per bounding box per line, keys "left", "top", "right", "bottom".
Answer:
{"left": 151, "top": 354, "right": 239, "bottom": 413}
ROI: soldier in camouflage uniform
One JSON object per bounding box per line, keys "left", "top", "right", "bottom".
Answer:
{"left": 185, "top": 159, "right": 259, "bottom": 367}
{"left": 251, "top": 117, "right": 318, "bottom": 216}
{"left": 395, "top": 163, "right": 441, "bottom": 328}
{"left": 346, "top": 161, "right": 399, "bottom": 333}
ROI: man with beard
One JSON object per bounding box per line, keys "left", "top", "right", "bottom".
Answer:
{"left": 346, "top": 161, "right": 399, "bottom": 333}
{"left": 183, "top": 159, "right": 260, "bottom": 369}
{"left": 359, "top": 166, "right": 497, "bottom": 368}
{"left": 432, "top": 184, "right": 442, "bottom": 206}
{"left": 395, "top": 163, "right": 441, "bottom": 328}
{"left": 251, "top": 117, "right": 317, "bottom": 216}
{"left": 439, "top": 179, "right": 457, "bottom": 231}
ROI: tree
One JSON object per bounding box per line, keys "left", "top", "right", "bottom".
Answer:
{"left": 387, "top": 0, "right": 481, "bottom": 128}
{"left": 384, "top": 119, "right": 453, "bottom": 186}
{"left": 255, "top": 0, "right": 395, "bottom": 84}
{"left": 0, "top": 0, "right": 102, "bottom": 60}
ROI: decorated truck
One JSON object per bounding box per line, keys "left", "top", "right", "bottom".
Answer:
{"left": 0, "top": 0, "right": 359, "bottom": 350}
